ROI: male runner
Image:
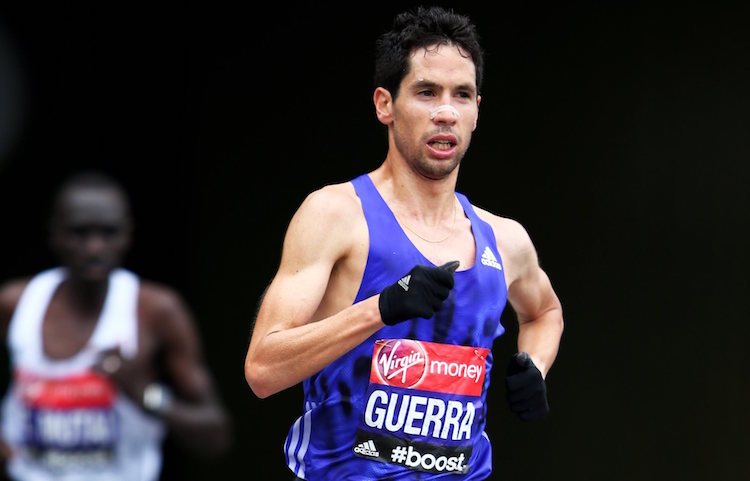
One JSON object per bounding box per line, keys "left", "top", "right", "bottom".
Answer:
{"left": 245, "top": 6, "right": 564, "bottom": 480}
{"left": 0, "top": 171, "right": 231, "bottom": 480}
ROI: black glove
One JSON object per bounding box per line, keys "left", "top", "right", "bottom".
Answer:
{"left": 506, "top": 352, "right": 549, "bottom": 422}
{"left": 378, "top": 261, "right": 459, "bottom": 325}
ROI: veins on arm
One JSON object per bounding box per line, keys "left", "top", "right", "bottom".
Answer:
{"left": 245, "top": 185, "right": 381, "bottom": 398}
{"left": 498, "top": 218, "right": 564, "bottom": 378}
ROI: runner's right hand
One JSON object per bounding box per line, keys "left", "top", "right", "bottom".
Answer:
{"left": 378, "top": 261, "right": 459, "bottom": 325}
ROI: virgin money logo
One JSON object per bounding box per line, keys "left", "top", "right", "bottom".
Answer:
{"left": 374, "top": 340, "right": 427, "bottom": 388}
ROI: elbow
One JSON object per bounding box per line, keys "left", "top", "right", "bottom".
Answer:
{"left": 546, "top": 294, "right": 564, "bottom": 335}
{"left": 244, "top": 358, "right": 277, "bottom": 399}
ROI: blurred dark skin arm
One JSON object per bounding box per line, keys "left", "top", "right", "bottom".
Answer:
{"left": 100, "top": 284, "right": 232, "bottom": 458}
{"left": 150, "top": 286, "right": 232, "bottom": 457}
{"left": 0, "top": 280, "right": 29, "bottom": 466}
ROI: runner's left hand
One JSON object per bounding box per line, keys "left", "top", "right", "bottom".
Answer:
{"left": 505, "top": 352, "right": 549, "bottom": 422}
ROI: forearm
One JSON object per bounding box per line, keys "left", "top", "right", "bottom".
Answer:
{"left": 245, "top": 296, "right": 384, "bottom": 398}
{"left": 160, "top": 396, "right": 231, "bottom": 457}
{"left": 517, "top": 305, "right": 563, "bottom": 378}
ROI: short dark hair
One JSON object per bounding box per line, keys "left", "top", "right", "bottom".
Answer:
{"left": 51, "top": 170, "right": 130, "bottom": 218}
{"left": 373, "top": 6, "right": 484, "bottom": 99}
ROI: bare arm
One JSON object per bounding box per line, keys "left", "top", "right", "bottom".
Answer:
{"left": 104, "top": 285, "right": 232, "bottom": 458}
{"left": 0, "top": 279, "right": 27, "bottom": 340}
{"left": 0, "top": 279, "right": 29, "bottom": 464}
{"left": 245, "top": 185, "right": 385, "bottom": 399}
{"left": 493, "top": 217, "right": 564, "bottom": 378}
{"left": 148, "top": 287, "right": 232, "bottom": 457}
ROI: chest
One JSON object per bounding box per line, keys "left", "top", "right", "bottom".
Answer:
{"left": 37, "top": 287, "right": 150, "bottom": 364}
{"left": 41, "top": 293, "right": 102, "bottom": 360}
{"left": 403, "top": 215, "right": 477, "bottom": 270}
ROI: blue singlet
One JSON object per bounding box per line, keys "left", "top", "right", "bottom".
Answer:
{"left": 285, "top": 174, "right": 508, "bottom": 480}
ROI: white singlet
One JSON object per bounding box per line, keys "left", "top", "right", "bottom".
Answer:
{"left": 1, "top": 268, "right": 166, "bottom": 481}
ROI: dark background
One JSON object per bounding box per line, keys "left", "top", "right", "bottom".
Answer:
{"left": 1, "top": 1, "right": 749, "bottom": 480}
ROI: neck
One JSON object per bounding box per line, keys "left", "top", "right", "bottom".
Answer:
{"left": 373, "top": 159, "right": 458, "bottom": 224}
{"left": 62, "top": 275, "right": 110, "bottom": 310}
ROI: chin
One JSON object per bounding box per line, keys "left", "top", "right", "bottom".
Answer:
{"left": 419, "top": 162, "right": 460, "bottom": 180}
{"left": 73, "top": 265, "right": 115, "bottom": 283}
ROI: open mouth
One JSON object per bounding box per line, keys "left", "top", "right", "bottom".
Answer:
{"left": 428, "top": 140, "right": 456, "bottom": 151}
{"left": 426, "top": 134, "right": 458, "bottom": 157}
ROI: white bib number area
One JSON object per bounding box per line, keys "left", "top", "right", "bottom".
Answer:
{"left": 17, "top": 370, "right": 119, "bottom": 470}
{"left": 353, "top": 339, "right": 489, "bottom": 475}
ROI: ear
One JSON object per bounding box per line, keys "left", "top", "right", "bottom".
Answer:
{"left": 473, "top": 94, "right": 481, "bottom": 131}
{"left": 374, "top": 87, "right": 394, "bottom": 125}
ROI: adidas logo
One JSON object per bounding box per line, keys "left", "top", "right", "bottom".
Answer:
{"left": 397, "top": 275, "right": 411, "bottom": 291}
{"left": 480, "top": 246, "right": 502, "bottom": 271}
{"left": 353, "top": 439, "right": 379, "bottom": 457}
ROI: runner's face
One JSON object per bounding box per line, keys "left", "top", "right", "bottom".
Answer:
{"left": 391, "top": 43, "right": 480, "bottom": 179}
{"left": 51, "top": 187, "right": 131, "bottom": 282}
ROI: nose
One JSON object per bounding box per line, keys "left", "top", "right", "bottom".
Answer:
{"left": 83, "top": 232, "right": 107, "bottom": 256}
{"left": 430, "top": 104, "right": 460, "bottom": 125}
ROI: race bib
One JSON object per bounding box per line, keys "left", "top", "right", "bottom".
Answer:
{"left": 354, "top": 339, "right": 489, "bottom": 475}
{"left": 17, "top": 371, "right": 119, "bottom": 470}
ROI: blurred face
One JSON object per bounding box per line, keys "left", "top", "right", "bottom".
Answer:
{"left": 390, "top": 43, "right": 481, "bottom": 179}
{"left": 50, "top": 186, "right": 132, "bottom": 282}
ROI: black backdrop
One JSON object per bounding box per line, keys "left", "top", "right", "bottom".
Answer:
{"left": 0, "top": 1, "right": 749, "bottom": 480}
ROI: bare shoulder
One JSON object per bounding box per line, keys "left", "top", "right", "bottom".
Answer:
{"left": 137, "top": 280, "right": 196, "bottom": 336}
{"left": 0, "top": 278, "right": 30, "bottom": 311}
{"left": 473, "top": 206, "right": 538, "bottom": 285}
{"left": 138, "top": 280, "right": 186, "bottom": 313}
{"left": 0, "top": 277, "right": 32, "bottom": 333}
{"left": 473, "top": 206, "right": 535, "bottom": 257}
{"left": 297, "top": 182, "right": 362, "bottom": 226}
{"left": 285, "top": 181, "right": 365, "bottom": 259}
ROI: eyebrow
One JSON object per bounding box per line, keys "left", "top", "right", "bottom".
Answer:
{"left": 412, "top": 79, "right": 440, "bottom": 89}
{"left": 411, "top": 79, "right": 477, "bottom": 95}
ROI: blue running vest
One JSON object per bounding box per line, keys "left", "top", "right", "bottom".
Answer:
{"left": 285, "top": 174, "right": 508, "bottom": 480}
